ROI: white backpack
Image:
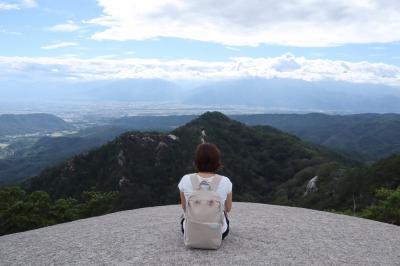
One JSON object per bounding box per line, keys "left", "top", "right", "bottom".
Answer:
{"left": 184, "top": 174, "right": 225, "bottom": 249}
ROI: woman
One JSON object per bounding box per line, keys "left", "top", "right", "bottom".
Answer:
{"left": 178, "top": 143, "right": 233, "bottom": 239}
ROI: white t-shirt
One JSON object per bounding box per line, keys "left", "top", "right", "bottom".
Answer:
{"left": 178, "top": 173, "right": 233, "bottom": 233}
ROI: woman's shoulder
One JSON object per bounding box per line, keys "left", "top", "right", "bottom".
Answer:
{"left": 216, "top": 174, "right": 232, "bottom": 193}
{"left": 178, "top": 173, "right": 195, "bottom": 191}
{"left": 179, "top": 173, "right": 198, "bottom": 184}
{"left": 182, "top": 173, "right": 196, "bottom": 179}
{"left": 217, "top": 174, "right": 232, "bottom": 185}
{"left": 180, "top": 173, "right": 193, "bottom": 182}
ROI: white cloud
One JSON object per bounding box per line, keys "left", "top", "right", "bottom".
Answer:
{"left": 1, "top": 54, "right": 400, "bottom": 86}
{"left": 87, "top": 0, "right": 400, "bottom": 47}
{"left": 49, "top": 21, "right": 81, "bottom": 32}
{"left": 0, "top": 2, "right": 18, "bottom": 10}
{"left": 41, "top": 42, "right": 78, "bottom": 50}
{"left": 0, "top": 0, "right": 36, "bottom": 10}
{"left": 225, "top": 46, "right": 240, "bottom": 52}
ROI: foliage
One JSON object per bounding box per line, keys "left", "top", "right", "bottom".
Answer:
{"left": 328, "top": 186, "right": 400, "bottom": 226}
{"left": 0, "top": 186, "right": 119, "bottom": 236}
{"left": 0, "top": 126, "right": 130, "bottom": 186}
{"left": 360, "top": 187, "right": 400, "bottom": 225}
{"left": 80, "top": 191, "right": 119, "bottom": 217}
{"left": 233, "top": 113, "right": 400, "bottom": 161}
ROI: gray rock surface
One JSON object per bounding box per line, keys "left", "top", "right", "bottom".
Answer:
{"left": 1, "top": 202, "right": 400, "bottom": 266}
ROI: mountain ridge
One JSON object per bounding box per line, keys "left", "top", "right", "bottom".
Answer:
{"left": 184, "top": 78, "right": 400, "bottom": 113}
{"left": 27, "top": 112, "right": 343, "bottom": 205}
{"left": 0, "top": 113, "right": 73, "bottom": 136}
{"left": 3, "top": 78, "right": 400, "bottom": 113}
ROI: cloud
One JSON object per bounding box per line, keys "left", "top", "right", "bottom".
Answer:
{"left": 87, "top": 0, "right": 400, "bottom": 47}
{"left": 41, "top": 42, "right": 78, "bottom": 50}
{"left": 0, "top": 0, "right": 36, "bottom": 10}
{"left": 1, "top": 54, "right": 400, "bottom": 86}
{"left": 0, "top": 2, "right": 18, "bottom": 10}
{"left": 49, "top": 21, "right": 81, "bottom": 32}
{"left": 225, "top": 46, "right": 240, "bottom": 52}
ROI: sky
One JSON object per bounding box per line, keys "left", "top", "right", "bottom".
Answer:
{"left": 1, "top": 0, "right": 400, "bottom": 85}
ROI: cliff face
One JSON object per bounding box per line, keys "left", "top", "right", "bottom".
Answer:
{"left": 1, "top": 202, "right": 399, "bottom": 266}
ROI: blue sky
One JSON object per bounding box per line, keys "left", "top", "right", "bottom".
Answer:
{"left": 0, "top": 0, "right": 400, "bottom": 85}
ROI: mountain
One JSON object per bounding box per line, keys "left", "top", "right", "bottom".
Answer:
{"left": 1, "top": 203, "right": 399, "bottom": 265}
{"left": 0, "top": 115, "right": 195, "bottom": 186}
{"left": 2, "top": 112, "right": 399, "bottom": 236}
{"left": 184, "top": 78, "right": 400, "bottom": 113}
{"left": 0, "top": 126, "right": 130, "bottom": 185}
{"left": 0, "top": 79, "right": 183, "bottom": 103}
{"left": 27, "top": 112, "right": 344, "bottom": 207}
{"left": 271, "top": 153, "right": 400, "bottom": 211}
{"left": 232, "top": 113, "right": 400, "bottom": 161}
{"left": 0, "top": 113, "right": 73, "bottom": 136}
{"left": 28, "top": 111, "right": 397, "bottom": 214}
{"left": 108, "top": 113, "right": 400, "bottom": 161}
{"left": 3, "top": 78, "right": 400, "bottom": 113}
{"left": 86, "top": 79, "right": 183, "bottom": 102}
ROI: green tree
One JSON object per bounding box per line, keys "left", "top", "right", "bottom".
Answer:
{"left": 80, "top": 191, "right": 119, "bottom": 218}
{"left": 50, "top": 198, "right": 80, "bottom": 223}
{"left": 0, "top": 190, "right": 53, "bottom": 235}
{"left": 0, "top": 186, "right": 26, "bottom": 211}
{"left": 360, "top": 187, "right": 400, "bottom": 225}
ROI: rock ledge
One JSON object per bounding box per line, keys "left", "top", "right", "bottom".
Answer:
{"left": 1, "top": 202, "right": 399, "bottom": 265}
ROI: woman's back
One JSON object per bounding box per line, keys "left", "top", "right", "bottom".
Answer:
{"left": 178, "top": 143, "right": 233, "bottom": 249}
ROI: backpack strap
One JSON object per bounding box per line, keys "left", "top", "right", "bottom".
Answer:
{"left": 191, "top": 173, "right": 222, "bottom": 191}
{"left": 209, "top": 175, "right": 222, "bottom": 191}
{"left": 190, "top": 174, "right": 201, "bottom": 191}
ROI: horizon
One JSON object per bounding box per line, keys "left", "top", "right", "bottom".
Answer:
{"left": 2, "top": 1, "right": 400, "bottom": 116}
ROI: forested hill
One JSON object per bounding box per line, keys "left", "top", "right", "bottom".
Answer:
{"left": 27, "top": 111, "right": 343, "bottom": 209}
{"left": 108, "top": 113, "right": 400, "bottom": 161}
{"left": 0, "top": 113, "right": 73, "bottom": 136}
{"left": 0, "top": 126, "right": 130, "bottom": 186}
{"left": 233, "top": 113, "right": 400, "bottom": 161}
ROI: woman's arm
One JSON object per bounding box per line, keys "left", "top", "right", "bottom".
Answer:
{"left": 225, "top": 191, "right": 232, "bottom": 212}
{"left": 180, "top": 192, "right": 186, "bottom": 212}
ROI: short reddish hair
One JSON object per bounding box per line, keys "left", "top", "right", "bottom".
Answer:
{"left": 194, "top": 143, "right": 223, "bottom": 172}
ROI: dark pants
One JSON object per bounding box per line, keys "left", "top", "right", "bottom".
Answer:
{"left": 180, "top": 212, "right": 230, "bottom": 240}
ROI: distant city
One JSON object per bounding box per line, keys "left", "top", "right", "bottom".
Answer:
{"left": 0, "top": 101, "right": 267, "bottom": 127}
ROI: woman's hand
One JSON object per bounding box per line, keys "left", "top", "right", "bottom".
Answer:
{"left": 180, "top": 192, "right": 186, "bottom": 212}
{"left": 225, "top": 191, "right": 232, "bottom": 212}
